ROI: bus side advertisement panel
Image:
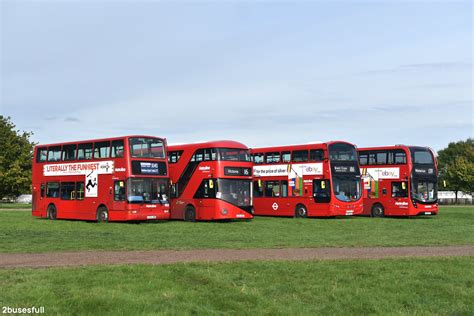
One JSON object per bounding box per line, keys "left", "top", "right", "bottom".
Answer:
{"left": 361, "top": 167, "right": 400, "bottom": 198}
{"left": 253, "top": 163, "right": 323, "bottom": 177}
{"left": 43, "top": 161, "right": 114, "bottom": 198}
{"left": 254, "top": 163, "right": 323, "bottom": 197}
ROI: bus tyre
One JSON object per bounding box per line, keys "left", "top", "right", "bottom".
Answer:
{"left": 47, "top": 205, "right": 57, "bottom": 220}
{"left": 97, "top": 207, "right": 109, "bottom": 223}
{"left": 184, "top": 206, "right": 196, "bottom": 222}
{"left": 295, "top": 205, "right": 308, "bottom": 218}
{"left": 371, "top": 204, "right": 384, "bottom": 217}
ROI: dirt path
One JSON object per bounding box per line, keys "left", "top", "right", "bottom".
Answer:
{"left": 1, "top": 246, "right": 473, "bottom": 268}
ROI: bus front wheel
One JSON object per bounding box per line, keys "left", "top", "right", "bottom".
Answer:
{"left": 184, "top": 206, "right": 196, "bottom": 222}
{"left": 47, "top": 204, "right": 57, "bottom": 220}
{"left": 371, "top": 204, "right": 384, "bottom": 217}
{"left": 295, "top": 205, "right": 308, "bottom": 218}
{"left": 97, "top": 207, "right": 109, "bottom": 223}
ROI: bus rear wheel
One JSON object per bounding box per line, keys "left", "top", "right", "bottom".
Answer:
{"left": 371, "top": 204, "right": 384, "bottom": 217}
{"left": 295, "top": 205, "right": 308, "bottom": 218}
{"left": 97, "top": 207, "right": 109, "bottom": 223}
{"left": 47, "top": 205, "right": 57, "bottom": 220}
{"left": 184, "top": 206, "right": 196, "bottom": 222}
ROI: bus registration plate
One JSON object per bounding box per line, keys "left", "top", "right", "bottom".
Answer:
{"left": 147, "top": 215, "right": 157, "bottom": 219}
{"left": 424, "top": 212, "right": 432, "bottom": 215}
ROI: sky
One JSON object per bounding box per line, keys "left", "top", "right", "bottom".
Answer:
{"left": 0, "top": 0, "right": 472, "bottom": 151}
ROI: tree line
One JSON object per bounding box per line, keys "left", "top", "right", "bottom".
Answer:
{"left": 0, "top": 116, "right": 36, "bottom": 199}
{"left": 437, "top": 138, "right": 474, "bottom": 203}
{"left": 0, "top": 116, "right": 473, "bottom": 203}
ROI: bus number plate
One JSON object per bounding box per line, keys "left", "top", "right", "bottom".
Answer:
{"left": 424, "top": 212, "right": 431, "bottom": 215}
{"left": 147, "top": 215, "right": 157, "bottom": 219}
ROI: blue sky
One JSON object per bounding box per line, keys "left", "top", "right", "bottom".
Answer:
{"left": 1, "top": 1, "right": 472, "bottom": 151}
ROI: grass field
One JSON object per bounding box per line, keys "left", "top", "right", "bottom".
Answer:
{"left": 1, "top": 257, "right": 472, "bottom": 315}
{"left": 0, "top": 206, "right": 473, "bottom": 253}
{"left": 0, "top": 203, "right": 31, "bottom": 209}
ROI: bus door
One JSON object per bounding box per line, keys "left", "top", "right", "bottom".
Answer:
{"left": 196, "top": 179, "right": 216, "bottom": 218}
{"left": 253, "top": 179, "right": 264, "bottom": 215}
{"left": 313, "top": 179, "right": 331, "bottom": 203}
{"left": 34, "top": 183, "right": 47, "bottom": 217}
{"left": 169, "top": 183, "right": 185, "bottom": 219}
{"left": 262, "top": 180, "right": 287, "bottom": 215}
{"left": 377, "top": 179, "right": 389, "bottom": 209}
{"left": 279, "top": 180, "right": 291, "bottom": 215}
{"left": 112, "top": 180, "right": 127, "bottom": 213}
{"left": 58, "top": 182, "right": 78, "bottom": 218}
{"left": 390, "top": 180, "right": 409, "bottom": 213}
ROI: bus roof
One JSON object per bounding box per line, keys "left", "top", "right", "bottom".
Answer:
{"left": 250, "top": 140, "right": 356, "bottom": 152}
{"left": 358, "top": 145, "right": 436, "bottom": 158}
{"left": 358, "top": 145, "right": 433, "bottom": 151}
{"left": 168, "top": 140, "right": 249, "bottom": 151}
{"left": 34, "top": 135, "right": 166, "bottom": 148}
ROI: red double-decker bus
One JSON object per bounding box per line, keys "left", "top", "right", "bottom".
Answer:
{"left": 251, "top": 141, "right": 363, "bottom": 217}
{"left": 168, "top": 141, "right": 253, "bottom": 221}
{"left": 32, "top": 135, "right": 170, "bottom": 222}
{"left": 358, "top": 145, "right": 438, "bottom": 217}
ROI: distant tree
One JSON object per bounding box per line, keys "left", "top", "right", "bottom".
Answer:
{"left": 0, "top": 116, "right": 36, "bottom": 198}
{"left": 437, "top": 138, "right": 474, "bottom": 203}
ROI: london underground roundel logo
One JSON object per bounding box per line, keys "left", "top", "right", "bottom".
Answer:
{"left": 272, "top": 202, "right": 279, "bottom": 211}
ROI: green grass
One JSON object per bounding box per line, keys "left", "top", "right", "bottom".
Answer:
{"left": 0, "top": 206, "right": 473, "bottom": 253}
{"left": 0, "top": 203, "right": 31, "bottom": 209}
{"left": 0, "top": 257, "right": 472, "bottom": 315}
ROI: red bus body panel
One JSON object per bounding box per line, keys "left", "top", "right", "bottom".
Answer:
{"left": 168, "top": 141, "right": 253, "bottom": 221}
{"left": 251, "top": 141, "right": 364, "bottom": 217}
{"left": 31, "top": 135, "right": 170, "bottom": 221}
{"left": 358, "top": 145, "right": 439, "bottom": 216}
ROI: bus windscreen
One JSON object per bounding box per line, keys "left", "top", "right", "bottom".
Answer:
{"left": 217, "top": 148, "right": 251, "bottom": 162}
{"left": 129, "top": 137, "right": 165, "bottom": 158}
{"left": 328, "top": 143, "right": 358, "bottom": 161}
{"left": 410, "top": 148, "right": 434, "bottom": 165}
